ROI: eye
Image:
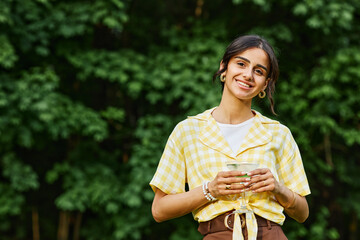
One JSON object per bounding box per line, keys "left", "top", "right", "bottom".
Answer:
{"left": 237, "top": 61, "right": 246, "bottom": 67}
{"left": 254, "top": 69, "right": 264, "bottom": 76}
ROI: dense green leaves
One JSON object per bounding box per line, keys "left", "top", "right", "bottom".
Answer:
{"left": 0, "top": 35, "right": 17, "bottom": 68}
{"left": 293, "top": 0, "right": 355, "bottom": 32}
{"left": 2, "top": 153, "right": 38, "bottom": 192}
{"left": 0, "top": 0, "right": 359, "bottom": 239}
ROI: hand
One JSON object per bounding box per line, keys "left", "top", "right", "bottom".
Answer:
{"left": 208, "top": 170, "right": 251, "bottom": 198}
{"left": 246, "top": 168, "right": 280, "bottom": 194}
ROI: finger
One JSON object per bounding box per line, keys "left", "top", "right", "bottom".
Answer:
{"left": 229, "top": 178, "right": 251, "bottom": 187}
{"left": 218, "top": 186, "right": 246, "bottom": 195}
{"left": 224, "top": 189, "right": 247, "bottom": 195}
{"left": 228, "top": 183, "right": 245, "bottom": 190}
{"left": 247, "top": 168, "right": 268, "bottom": 176}
{"left": 224, "top": 182, "right": 250, "bottom": 191}
{"left": 219, "top": 175, "right": 251, "bottom": 184}
{"left": 248, "top": 170, "right": 273, "bottom": 183}
{"left": 249, "top": 179, "right": 275, "bottom": 192}
{"left": 251, "top": 185, "right": 272, "bottom": 193}
{"left": 221, "top": 170, "right": 248, "bottom": 177}
{"left": 224, "top": 183, "right": 245, "bottom": 190}
{"left": 257, "top": 180, "right": 267, "bottom": 188}
{"left": 248, "top": 179, "right": 266, "bottom": 190}
{"left": 247, "top": 174, "right": 267, "bottom": 184}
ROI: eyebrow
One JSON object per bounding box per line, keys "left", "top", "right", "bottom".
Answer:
{"left": 235, "top": 56, "right": 268, "bottom": 72}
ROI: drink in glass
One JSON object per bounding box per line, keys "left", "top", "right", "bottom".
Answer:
{"left": 226, "top": 161, "right": 258, "bottom": 212}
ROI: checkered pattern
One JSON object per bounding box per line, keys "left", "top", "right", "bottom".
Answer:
{"left": 150, "top": 108, "right": 311, "bottom": 239}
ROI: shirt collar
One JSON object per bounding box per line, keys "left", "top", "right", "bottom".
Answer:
{"left": 189, "top": 107, "right": 278, "bottom": 124}
{"left": 188, "top": 107, "right": 278, "bottom": 157}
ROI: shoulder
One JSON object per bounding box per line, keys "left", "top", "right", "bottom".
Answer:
{"left": 180, "top": 107, "right": 214, "bottom": 127}
{"left": 254, "top": 110, "right": 292, "bottom": 136}
{"left": 170, "top": 108, "right": 215, "bottom": 136}
{"left": 186, "top": 107, "right": 214, "bottom": 121}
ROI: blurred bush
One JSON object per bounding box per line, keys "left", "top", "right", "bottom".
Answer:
{"left": 0, "top": 0, "right": 359, "bottom": 239}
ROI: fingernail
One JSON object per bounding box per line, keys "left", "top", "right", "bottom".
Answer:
{"left": 243, "top": 182, "right": 250, "bottom": 186}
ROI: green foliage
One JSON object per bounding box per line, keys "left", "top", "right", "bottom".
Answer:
{"left": 0, "top": 0, "right": 359, "bottom": 239}
{"left": 0, "top": 184, "right": 24, "bottom": 216}
{"left": 0, "top": 35, "right": 17, "bottom": 68}
{"left": 308, "top": 207, "right": 340, "bottom": 239}
{"left": 67, "top": 49, "right": 147, "bottom": 97}
{"left": 2, "top": 153, "right": 38, "bottom": 192}
{"left": 293, "top": 0, "right": 356, "bottom": 33}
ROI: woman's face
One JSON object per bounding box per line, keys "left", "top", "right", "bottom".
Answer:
{"left": 222, "top": 47, "right": 270, "bottom": 103}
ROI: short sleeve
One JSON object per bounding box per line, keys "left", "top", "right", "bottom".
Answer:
{"left": 276, "top": 127, "right": 311, "bottom": 197}
{"left": 150, "top": 123, "right": 186, "bottom": 194}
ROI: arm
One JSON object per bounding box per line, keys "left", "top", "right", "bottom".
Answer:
{"left": 272, "top": 182, "right": 309, "bottom": 222}
{"left": 152, "top": 170, "right": 250, "bottom": 222}
{"left": 151, "top": 186, "right": 208, "bottom": 222}
{"left": 247, "top": 168, "right": 309, "bottom": 223}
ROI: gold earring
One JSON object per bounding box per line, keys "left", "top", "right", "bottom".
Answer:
{"left": 258, "top": 90, "right": 266, "bottom": 98}
{"left": 220, "top": 75, "right": 226, "bottom": 82}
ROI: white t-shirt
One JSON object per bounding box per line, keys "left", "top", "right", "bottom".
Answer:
{"left": 216, "top": 117, "right": 254, "bottom": 153}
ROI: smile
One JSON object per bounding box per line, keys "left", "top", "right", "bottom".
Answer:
{"left": 236, "top": 80, "right": 251, "bottom": 88}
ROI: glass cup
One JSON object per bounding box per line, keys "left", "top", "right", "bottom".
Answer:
{"left": 226, "top": 161, "right": 259, "bottom": 212}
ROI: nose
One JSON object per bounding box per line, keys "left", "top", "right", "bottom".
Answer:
{"left": 243, "top": 67, "right": 253, "bottom": 81}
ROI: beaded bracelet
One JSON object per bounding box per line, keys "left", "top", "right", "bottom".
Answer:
{"left": 202, "top": 183, "right": 212, "bottom": 201}
{"left": 202, "top": 181, "right": 217, "bottom": 201}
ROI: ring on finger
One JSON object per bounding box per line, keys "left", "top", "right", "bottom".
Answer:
{"left": 263, "top": 180, "right": 266, "bottom": 186}
{"left": 225, "top": 184, "right": 231, "bottom": 190}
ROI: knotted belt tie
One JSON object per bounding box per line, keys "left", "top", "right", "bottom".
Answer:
{"left": 224, "top": 205, "right": 258, "bottom": 240}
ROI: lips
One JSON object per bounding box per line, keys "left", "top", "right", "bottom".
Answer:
{"left": 236, "top": 80, "right": 252, "bottom": 88}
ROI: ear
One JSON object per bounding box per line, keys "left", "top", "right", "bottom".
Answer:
{"left": 219, "top": 61, "right": 226, "bottom": 75}
{"left": 263, "top": 78, "right": 270, "bottom": 90}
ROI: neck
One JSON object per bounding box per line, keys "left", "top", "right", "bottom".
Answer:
{"left": 212, "top": 95, "right": 254, "bottom": 124}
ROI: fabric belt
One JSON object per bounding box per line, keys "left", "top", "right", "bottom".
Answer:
{"left": 198, "top": 211, "right": 279, "bottom": 236}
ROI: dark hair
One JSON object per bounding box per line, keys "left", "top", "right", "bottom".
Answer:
{"left": 213, "top": 35, "right": 279, "bottom": 115}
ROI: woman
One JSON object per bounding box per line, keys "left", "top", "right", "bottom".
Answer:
{"left": 150, "top": 35, "right": 310, "bottom": 240}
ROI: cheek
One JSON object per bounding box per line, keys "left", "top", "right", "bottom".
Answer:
{"left": 257, "top": 78, "right": 268, "bottom": 87}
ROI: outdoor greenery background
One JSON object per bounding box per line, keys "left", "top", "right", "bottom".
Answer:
{"left": 0, "top": 0, "right": 359, "bottom": 239}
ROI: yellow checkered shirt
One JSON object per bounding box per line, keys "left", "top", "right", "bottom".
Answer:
{"left": 150, "top": 108, "right": 311, "bottom": 239}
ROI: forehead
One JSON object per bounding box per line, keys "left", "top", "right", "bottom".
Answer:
{"left": 232, "top": 48, "right": 270, "bottom": 68}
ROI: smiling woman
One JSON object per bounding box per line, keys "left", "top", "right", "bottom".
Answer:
{"left": 150, "top": 35, "right": 310, "bottom": 240}
{"left": 214, "top": 35, "right": 279, "bottom": 115}
{"left": 219, "top": 48, "right": 270, "bottom": 112}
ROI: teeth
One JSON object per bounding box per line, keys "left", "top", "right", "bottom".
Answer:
{"left": 237, "top": 81, "right": 250, "bottom": 87}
